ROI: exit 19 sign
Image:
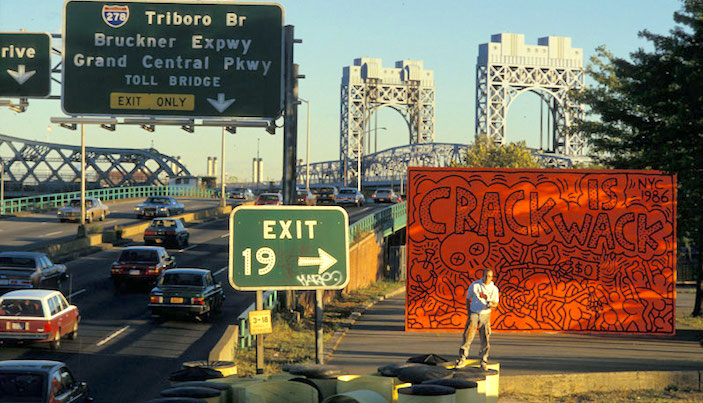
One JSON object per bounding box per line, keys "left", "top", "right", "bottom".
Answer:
{"left": 228, "top": 206, "right": 350, "bottom": 291}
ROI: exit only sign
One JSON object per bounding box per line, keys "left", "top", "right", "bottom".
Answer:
{"left": 228, "top": 206, "right": 350, "bottom": 291}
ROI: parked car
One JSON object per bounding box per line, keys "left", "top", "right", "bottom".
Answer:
{"left": 372, "top": 188, "right": 402, "bottom": 203}
{"left": 0, "top": 360, "right": 92, "bottom": 402}
{"left": 134, "top": 196, "right": 185, "bottom": 218}
{"left": 149, "top": 268, "right": 224, "bottom": 321}
{"left": 311, "top": 185, "right": 338, "bottom": 205}
{"left": 255, "top": 193, "right": 283, "bottom": 206}
{"left": 144, "top": 218, "right": 190, "bottom": 248}
{"left": 296, "top": 188, "right": 317, "bottom": 206}
{"left": 0, "top": 290, "right": 80, "bottom": 350}
{"left": 57, "top": 198, "right": 109, "bottom": 223}
{"left": 335, "top": 188, "right": 366, "bottom": 207}
{"left": 228, "top": 187, "right": 255, "bottom": 200}
{"left": 110, "top": 246, "right": 175, "bottom": 288}
{"left": 0, "top": 252, "right": 68, "bottom": 293}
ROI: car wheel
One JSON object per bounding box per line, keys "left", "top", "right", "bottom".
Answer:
{"left": 56, "top": 278, "right": 62, "bottom": 291}
{"left": 69, "top": 322, "right": 78, "bottom": 340}
{"left": 49, "top": 330, "right": 61, "bottom": 350}
{"left": 86, "top": 214, "right": 93, "bottom": 224}
{"left": 60, "top": 218, "right": 67, "bottom": 223}
{"left": 100, "top": 212, "right": 105, "bottom": 221}
{"left": 183, "top": 236, "right": 189, "bottom": 247}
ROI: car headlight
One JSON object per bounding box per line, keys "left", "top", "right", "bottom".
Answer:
{"left": 159, "top": 207, "right": 168, "bottom": 211}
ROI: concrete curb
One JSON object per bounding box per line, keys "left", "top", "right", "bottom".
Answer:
{"left": 324, "top": 285, "right": 406, "bottom": 362}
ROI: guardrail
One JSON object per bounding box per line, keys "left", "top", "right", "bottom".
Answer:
{"left": 0, "top": 185, "right": 216, "bottom": 215}
{"left": 237, "top": 290, "right": 280, "bottom": 348}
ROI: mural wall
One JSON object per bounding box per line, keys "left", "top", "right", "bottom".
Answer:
{"left": 405, "top": 168, "right": 677, "bottom": 334}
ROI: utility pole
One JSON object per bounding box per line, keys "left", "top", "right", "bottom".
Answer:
{"left": 80, "top": 124, "right": 86, "bottom": 226}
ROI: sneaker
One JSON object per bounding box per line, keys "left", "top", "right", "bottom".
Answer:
{"left": 455, "top": 357, "right": 467, "bottom": 368}
{"left": 480, "top": 361, "right": 488, "bottom": 371}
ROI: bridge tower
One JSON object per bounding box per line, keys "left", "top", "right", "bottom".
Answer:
{"left": 340, "top": 58, "right": 435, "bottom": 181}
{"left": 475, "top": 33, "right": 585, "bottom": 155}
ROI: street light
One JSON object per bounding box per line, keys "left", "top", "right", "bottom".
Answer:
{"left": 357, "top": 127, "right": 386, "bottom": 191}
{"left": 298, "top": 98, "right": 311, "bottom": 190}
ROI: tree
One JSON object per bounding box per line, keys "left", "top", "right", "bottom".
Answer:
{"left": 458, "top": 135, "right": 540, "bottom": 168}
{"left": 574, "top": 0, "right": 703, "bottom": 315}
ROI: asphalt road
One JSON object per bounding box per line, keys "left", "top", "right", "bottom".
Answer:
{"left": 0, "top": 197, "right": 222, "bottom": 252}
{"left": 0, "top": 203, "right": 388, "bottom": 402}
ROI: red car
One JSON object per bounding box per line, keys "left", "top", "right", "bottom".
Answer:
{"left": 110, "top": 246, "right": 175, "bottom": 288}
{"left": 0, "top": 289, "right": 80, "bottom": 350}
{"left": 255, "top": 193, "right": 283, "bottom": 205}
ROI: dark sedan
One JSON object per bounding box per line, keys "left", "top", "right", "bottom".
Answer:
{"left": 0, "top": 360, "right": 92, "bottom": 402}
{"left": 144, "top": 218, "right": 189, "bottom": 248}
{"left": 311, "top": 185, "right": 338, "bottom": 205}
{"left": 0, "top": 252, "right": 68, "bottom": 294}
{"left": 134, "top": 196, "right": 185, "bottom": 218}
{"left": 110, "top": 246, "right": 175, "bottom": 288}
{"left": 149, "top": 268, "right": 224, "bottom": 321}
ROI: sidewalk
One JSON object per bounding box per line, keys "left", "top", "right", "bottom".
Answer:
{"left": 327, "top": 292, "right": 703, "bottom": 376}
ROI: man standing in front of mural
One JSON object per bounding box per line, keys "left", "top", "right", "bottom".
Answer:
{"left": 457, "top": 268, "right": 499, "bottom": 370}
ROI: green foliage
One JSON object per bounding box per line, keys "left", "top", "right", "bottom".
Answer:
{"left": 574, "top": 0, "right": 703, "bottom": 241}
{"left": 457, "top": 135, "right": 540, "bottom": 169}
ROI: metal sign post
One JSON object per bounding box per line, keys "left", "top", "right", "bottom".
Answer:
{"left": 0, "top": 161, "right": 4, "bottom": 216}
{"left": 282, "top": 25, "right": 297, "bottom": 205}
{"left": 255, "top": 290, "right": 264, "bottom": 374}
{"left": 80, "top": 123, "right": 86, "bottom": 226}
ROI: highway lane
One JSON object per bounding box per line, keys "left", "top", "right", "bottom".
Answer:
{"left": 0, "top": 203, "right": 390, "bottom": 402}
{"left": 0, "top": 197, "right": 222, "bottom": 252}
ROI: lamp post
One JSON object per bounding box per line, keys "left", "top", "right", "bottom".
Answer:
{"left": 0, "top": 160, "right": 5, "bottom": 216}
{"left": 357, "top": 127, "right": 386, "bottom": 191}
{"left": 298, "top": 98, "right": 311, "bottom": 190}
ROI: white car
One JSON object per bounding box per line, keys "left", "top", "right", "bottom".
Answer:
{"left": 57, "top": 198, "right": 109, "bottom": 223}
{"left": 335, "top": 188, "right": 366, "bottom": 207}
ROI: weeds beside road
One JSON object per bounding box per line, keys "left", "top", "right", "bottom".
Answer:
{"left": 503, "top": 388, "right": 703, "bottom": 402}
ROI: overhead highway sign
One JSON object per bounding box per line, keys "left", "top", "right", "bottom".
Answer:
{"left": 0, "top": 32, "right": 52, "bottom": 98}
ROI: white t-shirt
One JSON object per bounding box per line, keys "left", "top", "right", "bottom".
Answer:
{"left": 466, "top": 279, "right": 499, "bottom": 315}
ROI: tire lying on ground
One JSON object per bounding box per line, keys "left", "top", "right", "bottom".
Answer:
{"left": 149, "top": 398, "right": 206, "bottom": 403}
{"left": 160, "top": 386, "right": 221, "bottom": 403}
{"left": 169, "top": 367, "right": 224, "bottom": 383}
{"left": 406, "top": 354, "right": 450, "bottom": 366}
{"left": 396, "top": 364, "right": 453, "bottom": 384}
{"left": 377, "top": 362, "right": 426, "bottom": 377}
{"left": 283, "top": 363, "right": 344, "bottom": 379}
{"left": 167, "top": 381, "right": 232, "bottom": 402}
{"left": 422, "top": 378, "right": 478, "bottom": 389}
{"left": 397, "top": 384, "right": 455, "bottom": 396}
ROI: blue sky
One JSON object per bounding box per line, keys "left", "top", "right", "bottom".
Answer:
{"left": 0, "top": 0, "right": 682, "bottom": 180}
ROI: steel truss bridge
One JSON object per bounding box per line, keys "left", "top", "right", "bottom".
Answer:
{"left": 297, "top": 142, "right": 583, "bottom": 186}
{"left": 0, "top": 133, "right": 189, "bottom": 193}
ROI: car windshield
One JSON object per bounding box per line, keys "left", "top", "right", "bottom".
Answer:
{"left": 0, "top": 372, "right": 46, "bottom": 401}
{"left": 259, "top": 194, "right": 279, "bottom": 201}
{"left": 0, "top": 257, "right": 35, "bottom": 268}
{"left": 339, "top": 189, "right": 356, "bottom": 194}
{"left": 313, "top": 187, "right": 335, "bottom": 194}
{"left": 160, "top": 273, "right": 203, "bottom": 287}
{"left": 0, "top": 299, "right": 44, "bottom": 317}
{"left": 151, "top": 220, "right": 177, "bottom": 228}
{"left": 118, "top": 250, "right": 159, "bottom": 264}
{"left": 146, "top": 197, "right": 170, "bottom": 204}
{"left": 68, "top": 199, "right": 93, "bottom": 208}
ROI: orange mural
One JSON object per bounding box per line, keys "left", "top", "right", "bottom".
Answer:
{"left": 405, "top": 168, "right": 677, "bottom": 334}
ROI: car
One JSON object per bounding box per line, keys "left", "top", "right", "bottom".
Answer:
{"left": 149, "top": 268, "right": 225, "bottom": 321}
{"left": 144, "top": 218, "right": 190, "bottom": 248}
{"left": 255, "top": 192, "right": 283, "bottom": 205}
{"left": 0, "top": 290, "right": 80, "bottom": 350}
{"left": 311, "top": 185, "right": 339, "bottom": 205}
{"left": 228, "top": 187, "right": 255, "bottom": 200}
{"left": 57, "top": 198, "right": 109, "bottom": 223}
{"left": 134, "top": 196, "right": 185, "bottom": 218}
{"left": 110, "top": 246, "right": 175, "bottom": 288}
{"left": 0, "top": 252, "right": 68, "bottom": 293}
{"left": 372, "top": 188, "right": 402, "bottom": 203}
{"left": 295, "top": 188, "right": 317, "bottom": 206}
{"left": 335, "top": 188, "right": 366, "bottom": 207}
{"left": 0, "top": 360, "right": 92, "bottom": 402}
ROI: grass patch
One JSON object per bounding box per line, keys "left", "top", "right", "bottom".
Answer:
{"left": 502, "top": 388, "right": 703, "bottom": 402}
{"left": 234, "top": 280, "right": 402, "bottom": 375}
{"left": 676, "top": 315, "right": 703, "bottom": 329}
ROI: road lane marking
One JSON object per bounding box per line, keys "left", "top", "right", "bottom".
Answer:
{"left": 67, "top": 289, "right": 87, "bottom": 299}
{"left": 178, "top": 244, "right": 198, "bottom": 252}
{"left": 104, "top": 220, "right": 117, "bottom": 225}
{"left": 213, "top": 266, "right": 227, "bottom": 276}
{"left": 43, "top": 231, "right": 63, "bottom": 237}
{"left": 220, "top": 233, "right": 229, "bottom": 238}
{"left": 96, "top": 325, "right": 131, "bottom": 347}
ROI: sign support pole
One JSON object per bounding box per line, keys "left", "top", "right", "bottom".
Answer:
{"left": 80, "top": 123, "right": 86, "bottom": 226}
{"left": 255, "top": 290, "right": 264, "bottom": 374}
{"left": 282, "top": 25, "right": 298, "bottom": 205}
{"left": 220, "top": 126, "right": 226, "bottom": 208}
{"left": 0, "top": 161, "right": 4, "bottom": 216}
{"left": 315, "top": 289, "right": 324, "bottom": 364}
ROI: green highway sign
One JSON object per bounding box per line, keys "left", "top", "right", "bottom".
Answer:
{"left": 228, "top": 206, "right": 350, "bottom": 291}
{"left": 62, "top": 0, "right": 284, "bottom": 118}
{"left": 0, "top": 32, "right": 52, "bottom": 98}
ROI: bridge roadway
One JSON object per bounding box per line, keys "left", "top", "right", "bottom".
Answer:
{"left": 0, "top": 198, "right": 222, "bottom": 252}
{"left": 0, "top": 203, "right": 388, "bottom": 402}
